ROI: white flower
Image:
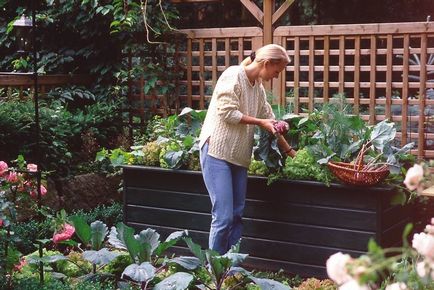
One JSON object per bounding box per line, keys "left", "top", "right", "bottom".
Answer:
{"left": 403, "top": 164, "right": 424, "bottom": 191}
{"left": 339, "top": 279, "right": 370, "bottom": 290}
{"left": 385, "top": 282, "right": 408, "bottom": 290}
{"left": 412, "top": 232, "right": 434, "bottom": 258}
{"left": 416, "top": 260, "right": 434, "bottom": 279}
{"left": 326, "top": 252, "right": 352, "bottom": 285}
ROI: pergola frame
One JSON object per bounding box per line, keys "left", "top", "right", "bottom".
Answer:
{"left": 171, "top": 0, "right": 295, "bottom": 44}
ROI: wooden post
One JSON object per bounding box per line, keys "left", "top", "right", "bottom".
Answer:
{"left": 263, "top": 0, "right": 274, "bottom": 45}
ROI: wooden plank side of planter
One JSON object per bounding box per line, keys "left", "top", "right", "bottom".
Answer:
{"left": 125, "top": 204, "right": 374, "bottom": 250}
{"left": 125, "top": 187, "right": 378, "bottom": 230}
{"left": 128, "top": 222, "right": 365, "bottom": 277}
{"left": 123, "top": 166, "right": 413, "bottom": 278}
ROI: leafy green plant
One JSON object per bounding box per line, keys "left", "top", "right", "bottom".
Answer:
{"left": 180, "top": 237, "right": 291, "bottom": 290}
{"left": 107, "top": 222, "right": 189, "bottom": 289}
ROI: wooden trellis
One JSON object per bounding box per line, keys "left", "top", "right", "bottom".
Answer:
{"left": 178, "top": 21, "right": 434, "bottom": 159}
{"left": 274, "top": 22, "right": 434, "bottom": 159}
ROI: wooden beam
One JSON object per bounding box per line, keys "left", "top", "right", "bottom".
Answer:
{"left": 263, "top": 0, "right": 274, "bottom": 45}
{"left": 239, "top": 0, "right": 264, "bottom": 24}
{"left": 170, "top": 0, "right": 221, "bottom": 3}
{"left": 272, "top": 0, "right": 294, "bottom": 25}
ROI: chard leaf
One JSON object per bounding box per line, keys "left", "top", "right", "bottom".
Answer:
{"left": 163, "top": 151, "right": 184, "bottom": 169}
{"left": 70, "top": 215, "right": 91, "bottom": 245}
{"left": 154, "top": 272, "right": 193, "bottom": 290}
{"left": 137, "top": 228, "right": 160, "bottom": 254}
{"left": 82, "top": 248, "right": 119, "bottom": 265}
{"left": 122, "top": 262, "right": 156, "bottom": 283}
{"left": 184, "top": 237, "right": 206, "bottom": 264}
{"left": 168, "top": 256, "right": 201, "bottom": 270}
{"left": 223, "top": 252, "right": 248, "bottom": 266}
{"left": 154, "top": 230, "right": 187, "bottom": 256}
{"left": 90, "top": 221, "right": 108, "bottom": 250}
{"left": 370, "top": 120, "right": 396, "bottom": 152}
{"left": 249, "top": 277, "right": 291, "bottom": 290}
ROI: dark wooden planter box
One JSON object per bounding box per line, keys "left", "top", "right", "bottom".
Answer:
{"left": 123, "top": 165, "right": 413, "bottom": 278}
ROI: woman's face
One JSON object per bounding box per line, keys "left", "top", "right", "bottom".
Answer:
{"left": 260, "top": 61, "right": 287, "bottom": 81}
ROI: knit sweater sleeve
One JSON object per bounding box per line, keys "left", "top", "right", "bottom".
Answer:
{"left": 215, "top": 74, "right": 243, "bottom": 124}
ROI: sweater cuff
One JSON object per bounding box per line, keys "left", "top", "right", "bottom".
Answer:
{"left": 225, "top": 110, "right": 243, "bottom": 124}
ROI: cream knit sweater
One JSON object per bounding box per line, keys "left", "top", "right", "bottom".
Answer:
{"left": 199, "top": 65, "right": 274, "bottom": 168}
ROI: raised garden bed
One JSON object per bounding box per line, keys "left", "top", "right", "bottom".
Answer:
{"left": 122, "top": 165, "right": 413, "bottom": 278}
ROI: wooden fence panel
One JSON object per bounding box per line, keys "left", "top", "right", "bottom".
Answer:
{"left": 178, "top": 27, "right": 264, "bottom": 109}
{"left": 274, "top": 22, "right": 434, "bottom": 159}
{"left": 0, "top": 73, "right": 92, "bottom": 100}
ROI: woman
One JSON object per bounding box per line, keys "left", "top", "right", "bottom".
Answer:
{"left": 199, "top": 44, "right": 295, "bottom": 254}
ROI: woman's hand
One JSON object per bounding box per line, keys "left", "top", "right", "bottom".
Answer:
{"left": 259, "top": 119, "right": 276, "bottom": 134}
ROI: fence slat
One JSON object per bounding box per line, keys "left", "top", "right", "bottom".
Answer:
{"left": 401, "top": 35, "right": 410, "bottom": 147}
{"left": 385, "top": 34, "right": 393, "bottom": 120}
{"left": 323, "top": 36, "right": 330, "bottom": 102}
{"left": 308, "top": 36, "right": 314, "bottom": 111}
{"left": 369, "top": 35, "right": 376, "bottom": 125}
{"left": 354, "top": 36, "right": 361, "bottom": 114}
{"left": 418, "top": 33, "right": 428, "bottom": 159}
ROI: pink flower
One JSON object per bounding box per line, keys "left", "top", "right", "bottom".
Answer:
{"left": 53, "top": 223, "right": 75, "bottom": 244}
{"left": 404, "top": 164, "right": 424, "bottom": 191}
{"left": 13, "top": 258, "right": 27, "bottom": 272}
{"left": 30, "top": 185, "right": 47, "bottom": 199}
{"left": 385, "top": 282, "right": 408, "bottom": 290}
{"left": 413, "top": 232, "right": 434, "bottom": 259}
{"left": 326, "top": 252, "right": 352, "bottom": 285}
{"left": 339, "top": 279, "right": 370, "bottom": 290}
{"left": 0, "top": 219, "right": 3, "bottom": 227}
{"left": 27, "top": 163, "right": 38, "bottom": 172}
{"left": 6, "top": 171, "right": 18, "bottom": 183}
{"left": 0, "top": 161, "right": 8, "bottom": 176}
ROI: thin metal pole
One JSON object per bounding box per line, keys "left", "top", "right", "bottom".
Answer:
{"left": 31, "top": 0, "right": 44, "bottom": 284}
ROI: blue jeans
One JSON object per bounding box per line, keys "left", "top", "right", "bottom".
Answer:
{"left": 200, "top": 142, "right": 248, "bottom": 254}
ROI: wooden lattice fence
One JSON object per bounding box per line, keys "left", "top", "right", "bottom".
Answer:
{"left": 178, "top": 22, "right": 434, "bottom": 159}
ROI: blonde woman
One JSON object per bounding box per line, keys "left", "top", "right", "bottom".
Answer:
{"left": 199, "top": 44, "right": 295, "bottom": 254}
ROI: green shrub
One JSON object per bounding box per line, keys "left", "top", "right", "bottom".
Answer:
{"left": 71, "top": 202, "right": 123, "bottom": 228}
{"left": 0, "top": 99, "right": 123, "bottom": 178}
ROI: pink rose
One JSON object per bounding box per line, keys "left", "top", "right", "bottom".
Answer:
{"left": 0, "top": 161, "right": 8, "bottom": 176}
{"left": 13, "top": 258, "right": 27, "bottom": 272}
{"left": 404, "top": 164, "right": 424, "bottom": 191}
{"left": 0, "top": 219, "right": 3, "bottom": 227}
{"left": 53, "top": 223, "right": 75, "bottom": 244}
{"left": 27, "top": 163, "right": 38, "bottom": 172}
{"left": 6, "top": 171, "right": 18, "bottom": 183}
{"left": 30, "top": 185, "right": 47, "bottom": 199}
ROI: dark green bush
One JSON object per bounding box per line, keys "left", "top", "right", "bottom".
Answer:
{"left": 10, "top": 277, "right": 118, "bottom": 290}
{"left": 71, "top": 202, "right": 123, "bottom": 228}
{"left": 0, "top": 99, "right": 123, "bottom": 177}
{"left": 12, "top": 202, "right": 122, "bottom": 255}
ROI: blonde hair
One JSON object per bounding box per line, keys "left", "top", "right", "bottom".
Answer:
{"left": 241, "top": 44, "right": 290, "bottom": 66}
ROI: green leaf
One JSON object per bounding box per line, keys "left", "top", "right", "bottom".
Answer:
{"left": 169, "top": 256, "right": 201, "bottom": 270}
{"left": 370, "top": 120, "right": 396, "bottom": 152}
{"left": 82, "top": 248, "right": 120, "bottom": 265}
{"left": 91, "top": 220, "right": 108, "bottom": 250}
{"left": 109, "top": 223, "right": 141, "bottom": 263}
{"left": 70, "top": 215, "right": 92, "bottom": 245}
{"left": 122, "top": 262, "right": 156, "bottom": 283}
{"left": 154, "top": 230, "right": 187, "bottom": 256}
{"left": 183, "top": 237, "right": 206, "bottom": 265}
{"left": 402, "top": 223, "right": 413, "bottom": 247}
{"left": 249, "top": 277, "right": 291, "bottom": 290}
{"left": 163, "top": 150, "right": 184, "bottom": 169}
{"left": 154, "top": 272, "right": 193, "bottom": 290}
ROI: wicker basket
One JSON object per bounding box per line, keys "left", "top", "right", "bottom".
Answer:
{"left": 327, "top": 161, "right": 390, "bottom": 186}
